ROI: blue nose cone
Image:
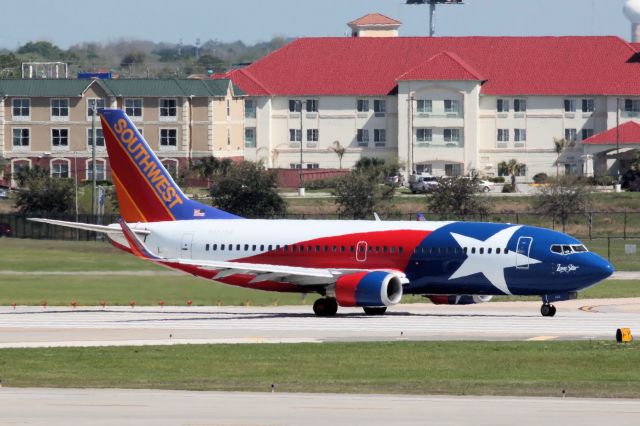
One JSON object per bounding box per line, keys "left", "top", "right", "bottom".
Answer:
{"left": 582, "top": 253, "right": 615, "bottom": 285}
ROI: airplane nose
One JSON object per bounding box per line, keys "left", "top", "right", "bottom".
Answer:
{"left": 583, "top": 253, "right": 615, "bottom": 283}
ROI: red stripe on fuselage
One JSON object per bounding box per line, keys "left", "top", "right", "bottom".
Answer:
{"left": 236, "top": 230, "right": 431, "bottom": 271}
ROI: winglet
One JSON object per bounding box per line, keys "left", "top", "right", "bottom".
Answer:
{"left": 117, "top": 218, "right": 162, "bottom": 260}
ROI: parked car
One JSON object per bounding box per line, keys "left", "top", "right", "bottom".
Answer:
{"left": 0, "top": 188, "right": 8, "bottom": 199}
{"left": 409, "top": 174, "right": 439, "bottom": 193}
{"left": 477, "top": 180, "right": 496, "bottom": 192}
{"left": 384, "top": 174, "right": 405, "bottom": 187}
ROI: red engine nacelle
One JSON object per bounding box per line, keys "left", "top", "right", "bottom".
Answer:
{"left": 428, "top": 295, "right": 493, "bottom": 305}
{"left": 333, "top": 271, "right": 403, "bottom": 307}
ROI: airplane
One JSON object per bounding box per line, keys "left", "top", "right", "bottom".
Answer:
{"left": 32, "top": 108, "right": 614, "bottom": 317}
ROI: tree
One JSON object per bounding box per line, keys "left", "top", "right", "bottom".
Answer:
{"left": 209, "top": 161, "right": 286, "bottom": 218}
{"left": 497, "top": 159, "right": 524, "bottom": 191}
{"left": 120, "top": 51, "right": 146, "bottom": 68}
{"left": 353, "top": 157, "right": 401, "bottom": 182}
{"left": 426, "top": 174, "right": 489, "bottom": 220}
{"left": 191, "top": 156, "right": 233, "bottom": 182}
{"left": 14, "top": 166, "right": 74, "bottom": 214}
{"left": 553, "top": 137, "right": 567, "bottom": 177}
{"left": 330, "top": 141, "right": 346, "bottom": 169}
{"left": 333, "top": 170, "right": 395, "bottom": 219}
{"left": 532, "top": 176, "right": 593, "bottom": 232}
{"left": 17, "top": 41, "right": 65, "bottom": 59}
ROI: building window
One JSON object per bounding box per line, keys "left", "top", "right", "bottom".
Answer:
{"left": 162, "top": 159, "right": 179, "bottom": 179}
{"left": 245, "top": 99, "right": 256, "bottom": 118}
{"left": 565, "top": 128, "right": 577, "bottom": 142}
{"left": 160, "top": 129, "right": 177, "bottom": 147}
{"left": 52, "top": 128, "right": 69, "bottom": 148}
{"left": 497, "top": 99, "right": 509, "bottom": 113}
{"left": 357, "top": 129, "right": 369, "bottom": 146}
{"left": 416, "top": 128, "right": 432, "bottom": 143}
{"left": 51, "top": 162, "right": 69, "bottom": 178}
{"left": 226, "top": 99, "right": 231, "bottom": 117}
{"left": 624, "top": 99, "right": 640, "bottom": 112}
{"left": 445, "top": 163, "right": 463, "bottom": 176}
{"left": 87, "top": 98, "right": 105, "bottom": 117}
{"left": 514, "top": 99, "right": 527, "bottom": 112}
{"left": 417, "top": 100, "right": 432, "bottom": 113}
{"left": 581, "top": 128, "right": 594, "bottom": 140}
{"left": 160, "top": 98, "right": 177, "bottom": 117}
{"left": 582, "top": 99, "right": 594, "bottom": 113}
{"left": 51, "top": 98, "right": 69, "bottom": 118}
{"left": 497, "top": 129, "right": 509, "bottom": 142}
{"left": 12, "top": 98, "right": 30, "bottom": 118}
{"left": 374, "top": 99, "right": 386, "bottom": 115}
{"left": 306, "top": 129, "right": 319, "bottom": 142}
{"left": 357, "top": 99, "right": 369, "bottom": 112}
{"left": 514, "top": 129, "right": 526, "bottom": 142}
{"left": 227, "top": 128, "right": 231, "bottom": 146}
{"left": 444, "top": 99, "right": 460, "bottom": 114}
{"left": 306, "top": 100, "right": 318, "bottom": 112}
{"left": 564, "top": 99, "right": 576, "bottom": 112}
{"left": 288, "top": 100, "right": 302, "bottom": 112}
{"left": 125, "top": 99, "right": 142, "bottom": 117}
{"left": 245, "top": 127, "right": 256, "bottom": 148}
{"left": 12, "top": 128, "right": 30, "bottom": 148}
{"left": 289, "top": 129, "right": 301, "bottom": 142}
{"left": 444, "top": 129, "right": 460, "bottom": 143}
{"left": 374, "top": 129, "right": 386, "bottom": 147}
{"left": 306, "top": 163, "right": 319, "bottom": 169}
{"left": 87, "top": 160, "right": 106, "bottom": 181}
{"left": 87, "top": 128, "right": 105, "bottom": 148}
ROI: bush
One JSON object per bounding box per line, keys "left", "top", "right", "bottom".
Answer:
{"left": 304, "top": 178, "right": 340, "bottom": 190}
{"left": 490, "top": 176, "right": 505, "bottom": 183}
{"left": 532, "top": 173, "right": 548, "bottom": 184}
{"left": 502, "top": 184, "right": 515, "bottom": 193}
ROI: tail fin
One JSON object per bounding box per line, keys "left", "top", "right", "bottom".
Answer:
{"left": 99, "top": 109, "right": 240, "bottom": 222}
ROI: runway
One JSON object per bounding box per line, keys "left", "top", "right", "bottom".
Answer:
{"left": 1, "top": 388, "right": 639, "bottom": 426}
{"left": 0, "top": 298, "right": 638, "bottom": 347}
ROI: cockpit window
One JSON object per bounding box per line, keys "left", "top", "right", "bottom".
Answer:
{"left": 550, "top": 244, "right": 589, "bottom": 255}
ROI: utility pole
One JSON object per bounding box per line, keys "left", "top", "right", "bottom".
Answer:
{"left": 405, "top": 0, "right": 464, "bottom": 37}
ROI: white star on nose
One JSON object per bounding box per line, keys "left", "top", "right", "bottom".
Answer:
{"left": 448, "top": 226, "right": 541, "bottom": 295}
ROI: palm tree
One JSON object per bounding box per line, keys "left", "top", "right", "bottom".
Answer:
{"left": 498, "top": 159, "right": 523, "bottom": 191}
{"left": 330, "top": 140, "right": 347, "bottom": 169}
{"left": 553, "top": 137, "right": 566, "bottom": 177}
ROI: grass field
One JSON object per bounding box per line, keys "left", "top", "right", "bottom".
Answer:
{"left": 0, "top": 341, "right": 638, "bottom": 397}
{"left": 0, "top": 238, "right": 638, "bottom": 306}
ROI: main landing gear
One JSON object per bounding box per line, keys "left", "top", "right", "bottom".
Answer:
{"left": 540, "top": 303, "right": 557, "bottom": 317}
{"left": 363, "top": 307, "right": 387, "bottom": 315}
{"left": 313, "top": 298, "right": 338, "bottom": 317}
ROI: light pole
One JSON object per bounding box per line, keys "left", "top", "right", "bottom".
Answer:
{"left": 297, "top": 100, "right": 304, "bottom": 192}
{"left": 616, "top": 98, "right": 621, "bottom": 186}
{"left": 74, "top": 151, "right": 79, "bottom": 240}
{"left": 91, "top": 104, "right": 97, "bottom": 218}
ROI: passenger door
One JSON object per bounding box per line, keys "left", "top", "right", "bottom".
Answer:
{"left": 180, "top": 234, "right": 193, "bottom": 259}
{"left": 515, "top": 236, "right": 533, "bottom": 269}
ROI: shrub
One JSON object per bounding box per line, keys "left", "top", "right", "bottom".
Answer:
{"left": 532, "top": 173, "right": 548, "bottom": 184}
{"left": 502, "top": 184, "right": 515, "bottom": 193}
{"left": 490, "top": 176, "right": 505, "bottom": 183}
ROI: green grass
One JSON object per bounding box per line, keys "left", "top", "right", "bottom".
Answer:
{"left": 0, "top": 341, "right": 638, "bottom": 397}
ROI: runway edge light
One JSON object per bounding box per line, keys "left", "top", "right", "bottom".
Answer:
{"left": 616, "top": 328, "right": 633, "bottom": 343}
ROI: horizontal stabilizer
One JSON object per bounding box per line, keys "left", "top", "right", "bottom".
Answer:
{"left": 28, "top": 218, "right": 150, "bottom": 236}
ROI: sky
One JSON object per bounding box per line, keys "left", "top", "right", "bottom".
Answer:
{"left": 0, "top": 0, "right": 634, "bottom": 50}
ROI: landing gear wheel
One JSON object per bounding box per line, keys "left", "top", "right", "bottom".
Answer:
{"left": 541, "top": 303, "right": 556, "bottom": 317}
{"left": 363, "top": 306, "right": 387, "bottom": 315}
{"left": 313, "top": 298, "right": 338, "bottom": 317}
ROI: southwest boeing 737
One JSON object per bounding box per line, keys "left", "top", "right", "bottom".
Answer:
{"left": 33, "top": 109, "right": 614, "bottom": 317}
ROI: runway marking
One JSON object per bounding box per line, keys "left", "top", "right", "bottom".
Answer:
{"left": 526, "top": 335, "right": 558, "bottom": 341}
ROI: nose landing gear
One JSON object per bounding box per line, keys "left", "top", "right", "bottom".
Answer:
{"left": 313, "top": 298, "right": 338, "bottom": 316}
{"left": 540, "top": 303, "right": 556, "bottom": 317}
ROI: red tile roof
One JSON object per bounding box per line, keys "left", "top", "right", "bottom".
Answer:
{"left": 582, "top": 121, "right": 640, "bottom": 145}
{"left": 217, "top": 36, "right": 640, "bottom": 96}
{"left": 397, "top": 51, "right": 484, "bottom": 81}
{"left": 348, "top": 13, "right": 401, "bottom": 27}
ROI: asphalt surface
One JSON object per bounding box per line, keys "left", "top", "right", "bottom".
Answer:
{"left": 0, "top": 298, "right": 638, "bottom": 347}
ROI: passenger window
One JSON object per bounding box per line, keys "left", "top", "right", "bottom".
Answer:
{"left": 463, "top": 247, "right": 468, "bottom": 254}
{"left": 333, "top": 245, "right": 337, "bottom": 252}
{"left": 471, "top": 247, "right": 476, "bottom": 254}
{"left": 236, "top": 244, "right": 240, "bottom": 250}
{"left": 376, "top": 246, "right": 380, "bottom": 253}
{"left": 316, "top": 245, "right": 321, "bottom": 252}
{"left": 324, "top": 245, "right": 329, "bottom": 252}
{"left": 229, "top": 245, "right": 233, "bottom": 251}
{"left": 268, "top": 245, "right": 272, "bottom": 251}
{"left": 390, "top": 247, "right": 395, "bottom": 254}
{"left": 244, "top": 244, "right": 249, "bottom": 251}
{"left": 284, "top": 245, "right": 289, "bottom": 252}
{"left": 205, "top": 244, "right": 210, "bottom": 251}
{"left": 479, "top": 247, "right": 484, "bottom": 254}
{"left": 399, "top": 247, "right": 403, "bottom": 254}
{"left": 252, "top": 245, "right": 256, "bottom": 251}
{"left": 487, "top": 248, "right": 492, "bottom": 254}
{"left": 496, "top": 248, "right": 500, "bottom": 254}
{"left": 221, "top": 244, "right": 225, "bottom": 250}
{"left": 504, "top": 248, "right": 508, "bottom": 254}
{"left": 308, "top": 245, "right": 312, "bottom": 252}
{"left": 276, "top": 245, "right": 280, "bottom": 250}
{"left": 359, "top": 245, "right": 365, "bottom": 253}
{"left": 213, "top": 244, "right": 217, "bottom": 251}
{"left": 446, "top": 247, "right": 452, "bottom": 254}
{"left": 260, "top": 244, "right": 264, "bottom": 251}
{"left": 350, "top": 246, "right": 355, "bottom": 253}
{"left": 341, "top": 246, "right": 346, "bottom": 253}
{"left": 383, "top": 246, "right": 387, "bottom": 253}
{"left": 292, "top": 246, "right": 296, "bottom": 253}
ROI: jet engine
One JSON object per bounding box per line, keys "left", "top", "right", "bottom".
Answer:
{"left": 332, "top": 271, "right": 403, "bottom": 307}
{"left": 427, "top": 295, "right": 493, "bottom": 305}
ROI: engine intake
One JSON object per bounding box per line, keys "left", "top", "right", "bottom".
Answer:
{"left": 428, "top": 295, "right": 493, "bottom": 305}
{"left": 334, "top": 271, "right": 403, "bottom": 307}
